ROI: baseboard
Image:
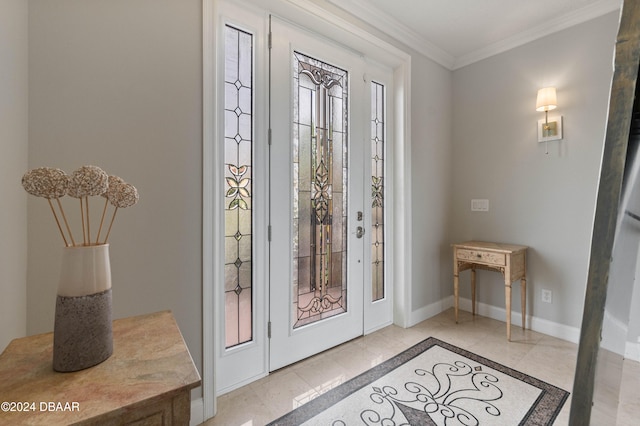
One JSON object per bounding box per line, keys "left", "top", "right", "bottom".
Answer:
{"left": 601, "top": 310, "right": 630, "bottom": 356}
{"left": 625, "top": 340, "right": 640, "bottom": 362}
{"left": 527, "top": 311, "right": 581, "bottom": 344}
{"left": 409, "top": 296, "right": 581, "bottom": 344}
{"left": 190, "top": 397, "right": 204, "bottom": 425}
{"left": 409, "top": 295, "right": 454, "bottom": 326}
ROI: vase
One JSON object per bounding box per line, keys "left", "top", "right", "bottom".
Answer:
{"left": 53, "top": 244, "right": 113, "bottom": 372}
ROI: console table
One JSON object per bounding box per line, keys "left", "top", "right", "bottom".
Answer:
{"left": 0, "top": 310, "right": 201, "bottom": 425}
{"left": 452, "top": 241, "right": 528, "bottom": 340}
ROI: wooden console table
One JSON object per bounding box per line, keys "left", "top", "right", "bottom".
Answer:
{"left": 452, "top": 241, "right": 528, "bottom": 340}
{"left": 0, "top": 310, "right": 201, "bottom": 425}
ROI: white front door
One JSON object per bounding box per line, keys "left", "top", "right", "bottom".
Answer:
{"left": 269, "top": 17, "right": 369, "bottom": 371}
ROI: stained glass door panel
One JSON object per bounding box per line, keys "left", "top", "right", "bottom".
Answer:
{"left": 293, "top": 52, "right": 348, "bottom": 328}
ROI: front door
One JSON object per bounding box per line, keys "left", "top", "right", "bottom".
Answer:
{"left": 269, "top": 17, "right": 368, "bottom": 370}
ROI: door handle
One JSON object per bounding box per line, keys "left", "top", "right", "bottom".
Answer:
{"left": 356, "top": 226, "right": 365, "bottom": 239}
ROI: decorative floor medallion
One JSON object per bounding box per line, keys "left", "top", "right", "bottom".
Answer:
{"left": 268, "top": 337, "right": 569, "bottom": 426}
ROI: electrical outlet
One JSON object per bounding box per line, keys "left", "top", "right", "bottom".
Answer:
{"left": 541, "top": 289, "right": 552, "bottom": 303}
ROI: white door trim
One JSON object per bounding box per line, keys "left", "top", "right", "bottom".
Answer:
{"left": 202, "top": 0, "right": 216, "bottom": 419}
{"left": 202, "top": 0, "right": 412, "bottom": 420}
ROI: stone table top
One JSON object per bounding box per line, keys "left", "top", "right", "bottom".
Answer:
{"left": 0, "top": 310, "right": 201, "bottom": 425}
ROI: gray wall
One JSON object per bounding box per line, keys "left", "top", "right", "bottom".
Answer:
{"left": 26, "top": 0, "right": 203, "bottom": 379}
{"left": 450, "top": 12, "right": 619, "bottom": 331}
{"left": 0, "top": 0, "right": 28, "bottom": 351}
{"left": 411, "top": 54, "right": 453, "bottom": 312}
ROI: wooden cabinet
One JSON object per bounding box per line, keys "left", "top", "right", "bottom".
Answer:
{"left": 0, "top": 311, "right": 201, "bottom": 425}
{"left": 452, "top": 241, "right": 528, "bottom": 340}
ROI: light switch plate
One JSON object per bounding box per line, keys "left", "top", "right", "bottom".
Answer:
{"left": 471, "top": 199, "right": 489, "bottom": 211}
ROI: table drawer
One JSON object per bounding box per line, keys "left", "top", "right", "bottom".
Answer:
{"left": 456, "top": 249, "right": 506, "bottom": 266}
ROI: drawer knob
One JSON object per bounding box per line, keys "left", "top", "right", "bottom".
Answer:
{"left": 477, "top": 254, "right": 482, "bottom": 258}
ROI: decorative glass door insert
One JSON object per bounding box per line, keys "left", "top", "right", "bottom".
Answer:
{"left": 292, "top": 51, "right": 348, "bottom": 328}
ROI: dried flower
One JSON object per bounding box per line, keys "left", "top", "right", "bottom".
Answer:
{"left": 110, "top": 183, "right": 139, "bottom": 208}
{"left": 21, "top": 167, "right": 69, "bottom": 199}
{"left": 68, "top": 165, "right": 108, "bottom": 198}
{"left": 102, "top": 175, "right": 125, "bottom": 200}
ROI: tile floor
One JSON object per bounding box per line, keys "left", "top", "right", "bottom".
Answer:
{"left": 202, "top": 308, "right": 640, "bottom": 425}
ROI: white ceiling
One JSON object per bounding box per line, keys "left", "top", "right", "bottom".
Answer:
{"left": 328, "top": 0, "right": 622, "bottom": 69}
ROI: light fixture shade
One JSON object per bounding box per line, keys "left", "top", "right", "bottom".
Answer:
{"left": 536, "top": 87, "right": 557, "bottom": 112}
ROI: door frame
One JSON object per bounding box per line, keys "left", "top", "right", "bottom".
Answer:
{"left": 202, "top": 0, "right": 413, "bottom": 420}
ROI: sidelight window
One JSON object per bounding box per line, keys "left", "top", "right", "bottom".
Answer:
{"left": 223, "top": 25, "right": 254, "bottom": 348}
{"left": 371, "top": 81, "right": 385, "bottom": 302}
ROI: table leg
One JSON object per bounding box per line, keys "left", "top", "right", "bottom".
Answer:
{"left": 453, "top": 249, "right": 459, "bottom": 324}
{"left": 454, "top": 271, "right": 459, "bottom": 324}
{"left": 505, "top": 283, "right": 512, "bottom": 341}
{"left": 521, "top": 277, "right": 526, "bottom": 330}
{"left": 471, "top": 268, "right": 476, "bottom": 316}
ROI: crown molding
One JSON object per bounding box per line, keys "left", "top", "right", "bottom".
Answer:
{"left": 453, "top": 0, "right": 621, "bottom": 69}
{"left": 326, "top": 0, "right": 455, "bottom": 69}
{"left": 328, "top": 0, "right": 621, "bottom": 71}
{"left": 282, "top": 0, "right": 411, "bottom": 64}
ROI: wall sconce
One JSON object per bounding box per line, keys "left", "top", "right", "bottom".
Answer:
{"left": 536, "top": 87, "right": 563, "bottom": 153}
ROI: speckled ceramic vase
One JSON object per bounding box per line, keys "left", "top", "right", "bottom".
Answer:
{"left": 53, "top": 244, "right": 113, "bottom": 372}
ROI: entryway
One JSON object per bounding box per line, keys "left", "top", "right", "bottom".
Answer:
{"left": 202, "top": 0, "right": 412, "bottom": 418}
